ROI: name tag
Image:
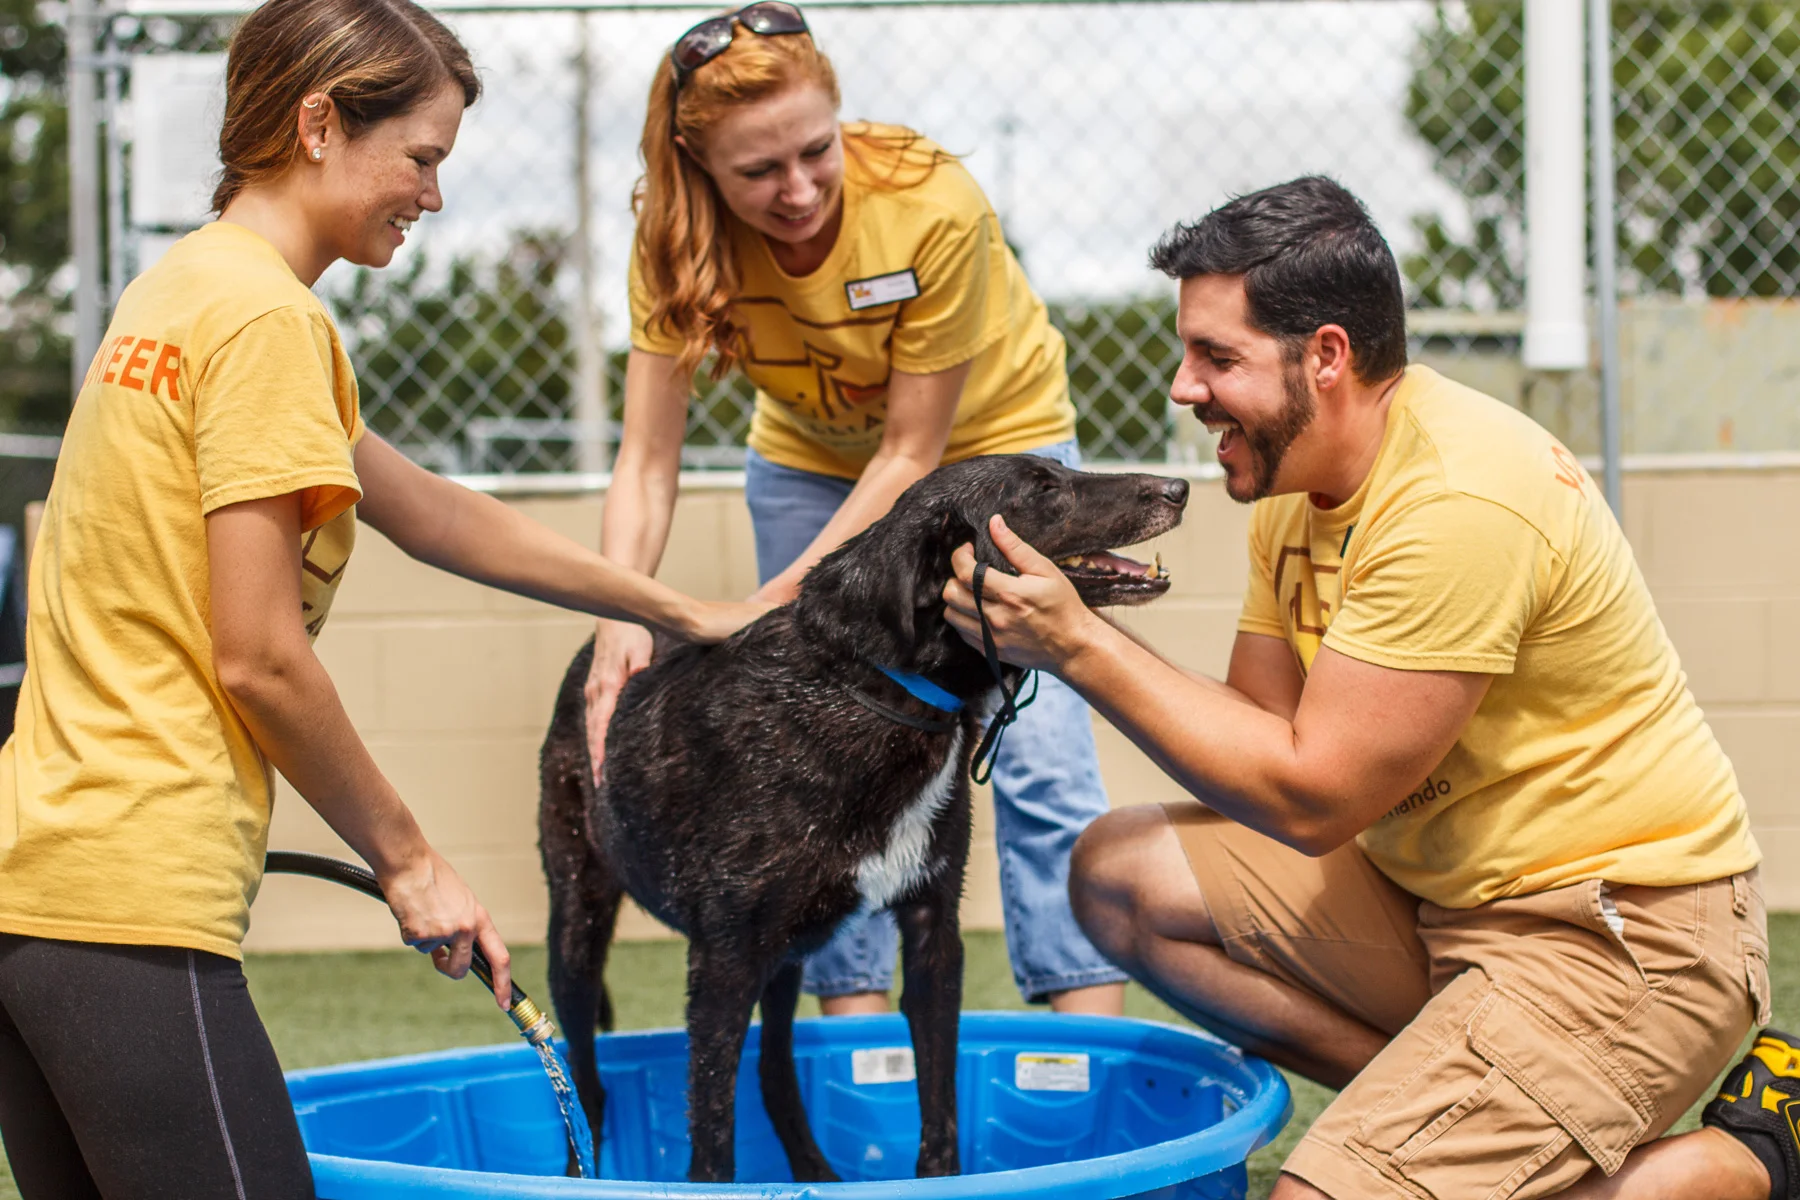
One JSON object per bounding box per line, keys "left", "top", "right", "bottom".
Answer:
{"left": 845, "top": 269, "right": 920, "bottom": 311}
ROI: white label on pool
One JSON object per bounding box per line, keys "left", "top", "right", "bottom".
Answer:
{"left": 852, "top": 1047, "right": 916, "bottom": 1085}
{"left": 1015, "top": 1052, "right": 1090, "bottom": 1092}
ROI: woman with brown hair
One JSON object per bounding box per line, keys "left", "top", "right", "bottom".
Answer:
{"left": 584, "top": 4, "right": 1129, "bottom": 1019}
{"left": 0, "top": 0, "right": 758, "bottom": 1194}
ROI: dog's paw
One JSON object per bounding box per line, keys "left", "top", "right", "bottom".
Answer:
{"left": 915, "top": 1151, "right": 961, "bottom": 1178}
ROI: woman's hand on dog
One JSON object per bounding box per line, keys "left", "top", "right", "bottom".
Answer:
{"left": 379, "top": 846, "right": 513, "bottom": 1009}
{"left": 687, "top": 598, "right": 777, "bottom": 642}
{"left": 585, "top": 603, "right": 771, "bottom": 782}
{"left": 585, "top": 619, "right": 656, "bottom": 784}
{"left": 943, "top": 514, "right": 1104, "bottom": 673}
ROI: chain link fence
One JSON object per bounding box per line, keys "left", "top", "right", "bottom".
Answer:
{"left": 107, "top": 0, "right": 1800, "bottom": 473}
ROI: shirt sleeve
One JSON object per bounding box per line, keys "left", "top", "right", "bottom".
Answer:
{"left": 1237, "top": 505, "right": 1287, "bottom": 639}
{"left": 1323, "top": 493, "right": 1550, "bottom": 674}
{"left": 194, "top": 305, "right": 361, "bottom": 532}
{"left": 888, "top": 203, "right": 1008, "bottom": 375}
{"left": 628, "top": 249, "right": 685, "bottom": 357}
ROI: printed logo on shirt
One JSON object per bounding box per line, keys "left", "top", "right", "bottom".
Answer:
{"left": 85, "top": 334, "right": 183, "bottom": 402}
{"left": 300, "top": 513, "right": 355, "bottom": 640}
{"left": 1274, "top": 544, "right": 1340, "bottom": 673}
{"left": 1385, "top": 776, "right": 1453, "bottom": 820}
{"left": 845, "top": 269, "right": 920, "bottom": 311}
{"left": 1551, "top": 444, "right": 1587, "bottom": 493}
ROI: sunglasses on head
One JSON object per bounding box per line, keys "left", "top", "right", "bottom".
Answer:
{"left": 670, "top": 2, "right": 810, "bottom": 89}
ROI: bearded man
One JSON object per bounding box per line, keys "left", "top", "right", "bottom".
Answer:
{"left": 942, "top": 176, "right": 1789, "bottom": 1200}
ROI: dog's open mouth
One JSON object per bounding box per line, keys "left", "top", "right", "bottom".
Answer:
{"left": 1052, "top": 549, "right": 1171, "bottom": 602}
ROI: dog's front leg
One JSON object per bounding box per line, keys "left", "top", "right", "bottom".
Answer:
{"left": 684, "top": 939, "right": 764, "bottom": 1182}
{"left": 895, "top": 894, "right": 964, "bottom": 1177}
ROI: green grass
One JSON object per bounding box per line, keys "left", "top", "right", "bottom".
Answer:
{"left": 6, "top": 919, "right": 1799, "bottom": 1199}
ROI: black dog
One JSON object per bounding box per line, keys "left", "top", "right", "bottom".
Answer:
{"left": 537, "top": 455, "right": 1187, "bottom": 1183}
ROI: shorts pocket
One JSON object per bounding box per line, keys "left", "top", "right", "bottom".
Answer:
{"left": 1467, "top": 986, "right": 1650, "bottom": 1175}
{"left": 1348, "top": 982, "right": 1650, "bottom": 1198}
{"left": 1746, "top": 941, "right": 1774, "bottom": 1028}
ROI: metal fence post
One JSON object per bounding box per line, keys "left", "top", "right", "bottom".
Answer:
{"left": 571, "top": 11, "right": 610, "bottom": 476}
{"left": 1588, "top": 0, "right": 1623, "bottom": 513}
{"left": 103, "top": 20, "right": 129, "bottom": 308}
{"left": 65, "top": 0, "right": 104, "bottom": 397}
{"left": 1522, "top": 0, "right": 1588, "bottom": 371}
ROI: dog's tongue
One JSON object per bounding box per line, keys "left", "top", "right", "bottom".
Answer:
{"left": 1060, "top": 551, "right": 1151, "bottom": 577}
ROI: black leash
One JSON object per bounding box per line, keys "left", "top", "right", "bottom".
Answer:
{"left": 968, "top": 561, "right": 1037, "bottom": 785}
{"left": 842, "top": 560, "right": 1038, "bottom": 781}
{"left": 845, "top": 685, "right": 959, "bottom": 734}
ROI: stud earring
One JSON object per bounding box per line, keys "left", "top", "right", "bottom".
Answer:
{"left": 311, "top": 147, "right": 323, "bottom": 161}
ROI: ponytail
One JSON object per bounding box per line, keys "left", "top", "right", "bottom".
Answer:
{"left": 633, "top": 55, "right": 745, "bottom": 381}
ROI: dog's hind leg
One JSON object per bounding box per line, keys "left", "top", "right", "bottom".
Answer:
{"left": 547, "top": 856, "right": 621, "bottom": 1170}
{"left": 757, "top": 960, "right": 838, "bottom": 1182}
{"left": 542, "top": 771, "right": 622, "bottom": 1170}
{"left": 684, "top": 940, "right": 766, "bottom": 1182}
{"left": 895, "top": 895, "right": 964, "bottom": 1178}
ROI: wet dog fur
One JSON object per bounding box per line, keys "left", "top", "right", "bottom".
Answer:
{"left": 537, "top": 454, "right": 1188, "bottom": 1183}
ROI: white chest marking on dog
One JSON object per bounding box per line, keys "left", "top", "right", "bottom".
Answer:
{"left": 856, "top": 727, "right": 963, "bottom": 911}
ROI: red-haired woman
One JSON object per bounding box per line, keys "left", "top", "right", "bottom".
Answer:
{"left": 0, "top": 0, "right": 757, "bottom": 1193}
{"left": 584, "top": 4, "right": 1128, "bottom": 1020}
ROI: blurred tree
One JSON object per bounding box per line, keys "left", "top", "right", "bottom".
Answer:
{"left": 1049, "top": 298, "right": 1175, "bottom": 461}
{"left": 331, "top": 232, "right": 578, "bottom": 471}
{"left": 1404, "top": 2, "right": 1800, "bottom": 304}
{"left": 0, "top": 0, "right": 71, "bottom": 430}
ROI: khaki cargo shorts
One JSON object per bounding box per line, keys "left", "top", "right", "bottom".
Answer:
{"left": 1166, "top": 804, "right": 1771, "bottom": 1200}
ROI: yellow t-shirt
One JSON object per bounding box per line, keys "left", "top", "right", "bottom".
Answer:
{"left": 0, "top": 220, "right": 364, "bottom": 959}
{"left": 630, "top": 124, "right": 1076, "bottom": 479}
{"left": 1239, "top": 365, "right": 1758, "bottom": 908}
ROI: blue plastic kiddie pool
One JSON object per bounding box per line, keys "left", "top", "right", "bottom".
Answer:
{"left": 288, "top": 1011, "right": 1291, "bottom": 1199}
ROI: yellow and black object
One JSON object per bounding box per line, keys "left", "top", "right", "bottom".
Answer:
{"left": 1704, "top": 1027, "right": 1800, "bottom": 1198}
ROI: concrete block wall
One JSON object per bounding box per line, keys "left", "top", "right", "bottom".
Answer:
{"left": 182, "top": 464, "right": 1800, "bottom": 948}
{"left": 1625, "top": 468, "right": 1800, "bottom": 909}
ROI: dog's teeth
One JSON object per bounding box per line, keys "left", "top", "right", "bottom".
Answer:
{"left": 1057, "top": 555, "right": 1082, "bottom": 567}
{"left": 1154, "top": 552, "right": 1164, "bottom": 578}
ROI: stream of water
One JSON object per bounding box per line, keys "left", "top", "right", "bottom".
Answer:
{"left": 533, "top": 1039, "right": 599, "bottom": 1179}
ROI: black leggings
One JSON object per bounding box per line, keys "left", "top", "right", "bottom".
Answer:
{"left": 0, "top": 933, "right": 313, "bottom": 1199}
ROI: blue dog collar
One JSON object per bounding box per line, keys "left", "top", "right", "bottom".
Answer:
{"left": 876, "top": 666, "right": 964, "bottom": 714}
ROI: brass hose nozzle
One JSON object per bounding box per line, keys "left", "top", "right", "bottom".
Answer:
{"left": 510, "top": 995, "right": 556, "bottom": 1047}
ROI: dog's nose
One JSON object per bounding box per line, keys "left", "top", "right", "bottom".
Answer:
{"left": 1159, "top": 477, "right": 1190, "bottom": 507}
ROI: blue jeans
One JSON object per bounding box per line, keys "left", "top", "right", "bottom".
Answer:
{"left": 744, "top": 442, "right": 1128, "bottom": 1002}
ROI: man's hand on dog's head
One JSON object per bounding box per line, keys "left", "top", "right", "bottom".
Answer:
{"left": 943, "top": 514, "right": 1104, "bottom": 673}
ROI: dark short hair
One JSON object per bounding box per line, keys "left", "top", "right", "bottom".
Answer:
{"left": 1149, "top": 176, "right": 1407, "bottom": 382}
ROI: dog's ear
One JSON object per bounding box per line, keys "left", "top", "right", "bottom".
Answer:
{"left": 859, "top": 513, "right": 967, "bottom": 647}
{"left": 959, "top": 510, "right": 1017, "bottom": 576}
{"left": 852, "top": 543, "right": 923, "bottom": 646}
{"left": 801, "top": 508, "right": 939, "bottom": 649}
